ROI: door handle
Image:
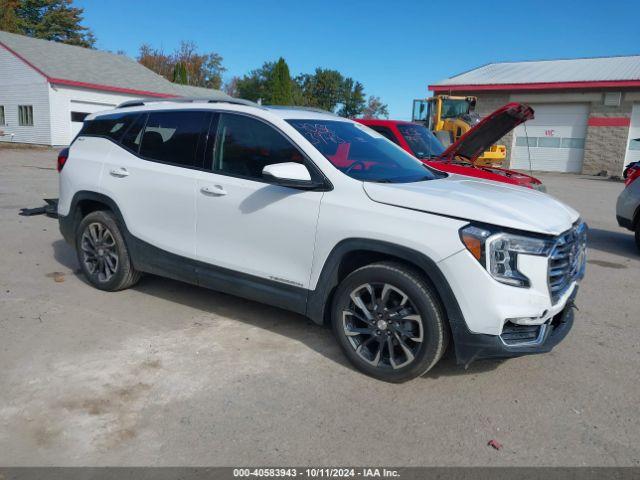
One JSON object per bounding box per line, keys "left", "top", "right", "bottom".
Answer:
{"left": 200, "top": 185, "right": 227, "bottom": 196}
{"left": 109, "top": 167, "right": 130, "bottom": 178}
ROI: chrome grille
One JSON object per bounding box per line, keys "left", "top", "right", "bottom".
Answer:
{"left": 548, "top": 222, "right": 587, "bottom": 304}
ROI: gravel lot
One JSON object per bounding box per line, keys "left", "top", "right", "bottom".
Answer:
{"left": 1, "top": 146, "right": 638, "bottom": 467}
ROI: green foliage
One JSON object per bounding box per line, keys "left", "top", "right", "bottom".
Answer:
{"left": 172, "top": 62, "right": 188, "bottom": 84}
{"left": 338, "top": 79, "right": 366, "bottom": 118}
{"left": 235, "top": 61, "right": 276, "bottom": 103}
{"left": 138, "top": 41, "right": 226, "bottom": 89}
{"left": 233, "top": 58, "right": 386, "bottom": 117}
{"left": 269, "top": 57, "right": 293, "bottom": 105}
{"left": 296, "top": 68, "right": 344, "bottom": 111}
{"left": 2, "top": 0, "right": 95, "bottom": 47}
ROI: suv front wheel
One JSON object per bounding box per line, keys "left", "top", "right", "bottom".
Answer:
{"left": 76, "top": 210, "right": 141, "bottom": 291}
{"left": 331, "top": 262, "right": 448, "bottom": 382}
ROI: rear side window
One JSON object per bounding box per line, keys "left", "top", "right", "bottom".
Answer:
{"left": 81, "top": 113, "right": 136, "bottom": 141}
{"left": 120, "top": 114, "right": 146, "bottom": 153}
{"left": 139, "top": 111, "right": 208, "bottom": 168}
{"left": 213, "top": 113, "right": 303, "bottom": 180}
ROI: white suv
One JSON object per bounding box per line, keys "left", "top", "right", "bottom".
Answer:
{"left": 58, "top": 98, "right": 587, "bottom": 382}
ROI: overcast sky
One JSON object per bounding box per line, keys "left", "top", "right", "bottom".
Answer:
{"left": 76, "top": 0, "right": 640, "bottom": 119}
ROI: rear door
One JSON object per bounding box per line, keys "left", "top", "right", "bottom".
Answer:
{"left": 194, "top": 112, "right": 323, "bottom": 290}
{"left": 100, "top": 110, "right": 211, "bottom": 260}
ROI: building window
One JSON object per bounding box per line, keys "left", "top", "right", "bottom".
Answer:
{"left": 0, "top": 106, "right": 5, "bottom": 126}
{"left": 71, "top": 111, "right": 90, "bottom": 122}
{"left": 18, "top": 105, "right": 34, "bottom": 126}
{"left": 515, "top": 136, "right": 537, "bottom": 147}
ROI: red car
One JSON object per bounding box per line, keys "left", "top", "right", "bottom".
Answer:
{"left": 357, "top": 103, "right": 545, "bottom": 191}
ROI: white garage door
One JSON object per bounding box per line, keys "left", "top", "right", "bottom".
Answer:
{"left": 510, "top": 104, "right": 589, "bottom": 172}
{"left": 69, "top": 100, "right": 116, "bottom": 138}
{"left": 623, "top": 103, "right": 640, "bottom": 175}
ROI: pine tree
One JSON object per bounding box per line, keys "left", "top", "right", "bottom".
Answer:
{"left": 173, "top": 62, "right": 188, "bottom": 84}
{"left": 269, "top": 57, "right": 293, "bottom": 105}
{"left": 7, "top": 0, "right": 95, "bottom": 48}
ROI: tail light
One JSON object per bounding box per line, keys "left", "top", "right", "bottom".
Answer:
{"left": 57, "top": 148, "right": 69, "bottom": 172}
{"left": 625, "top": 166, "right": 640, "bottom": 187}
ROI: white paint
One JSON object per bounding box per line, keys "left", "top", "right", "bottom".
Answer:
{"left": 0, "top": 46, "right": 51, "bottom": 144}
{"left": 510, "top": 103, "right": 589, "bottom": 172}
{"left": 623, "top": 103, "right": 640, "bottom": 175}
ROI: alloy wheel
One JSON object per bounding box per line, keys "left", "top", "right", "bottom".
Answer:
{"left": 342, "top": 283, "right": 424, "bottom": 369}
{"left": 80, "top": 222, "right": 119, "bottom": 283}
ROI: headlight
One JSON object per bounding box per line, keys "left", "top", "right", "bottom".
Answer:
{"left": 460, "top": 225, "right": 553, "bottom": 288}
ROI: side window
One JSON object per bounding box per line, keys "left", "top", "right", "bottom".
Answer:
{"left": 370, "top": 126, "right": 400, "bottom": 145}
{"left": 213, "top": 113, "right": 303, "bottom": 180}
{"left": 120, "top": 114, "right": 147, "bottom": 153}
{"left": 81, "top": 113, "right": 137, "bottom": 141}
{"left": 139, "top": 111, "right": 208, "bottom": 168}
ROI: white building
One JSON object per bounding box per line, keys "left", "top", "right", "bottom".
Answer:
{"left": 0, "top": 30, "right": 230, "bottom": 146}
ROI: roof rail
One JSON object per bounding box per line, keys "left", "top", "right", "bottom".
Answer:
{"left": 116, "top": 97, "right": 259, "bottom": 109}
{"left": 265, "top": 105, "right": 336, "bottom": 115}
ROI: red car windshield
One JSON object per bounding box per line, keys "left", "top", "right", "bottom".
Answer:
{"left": 396, "top": 124, "right": 445, "bottom": 159}
{"left": 287, "top": 120, "right": 441, "bottom": 183}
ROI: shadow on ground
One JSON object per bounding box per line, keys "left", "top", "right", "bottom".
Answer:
{"left": 52, "top": 239, "right": 492, "bottom": 379}
{"left": 587, "top": 228, "right": 638, "bottom": 258}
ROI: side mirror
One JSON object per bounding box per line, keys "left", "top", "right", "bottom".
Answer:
{"left": 262, "top": 162, "right": 322, "bottom": 190}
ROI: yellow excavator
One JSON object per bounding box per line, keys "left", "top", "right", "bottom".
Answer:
{"left": 411, "top": 95, "right": 506, "bottom": 166}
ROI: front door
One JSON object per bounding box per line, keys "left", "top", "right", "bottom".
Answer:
{"left": 195, "top": 113, "right": 323, "bottom": 290}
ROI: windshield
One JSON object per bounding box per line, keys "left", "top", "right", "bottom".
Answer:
{"left": 287, "top": 120, "right": 440, "bottom": 183}
{"left": 396, "top": 124, "right": 445, "bottom": 159}
{"left": 440, "top": 99, "right": 470, "bottom": 119}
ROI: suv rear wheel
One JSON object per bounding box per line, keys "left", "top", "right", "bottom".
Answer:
{"left": 76, "top": 210, "right": 141, "bottom": 291}
{"left": 331, "top": 262, "right": 448, "bottom": 382}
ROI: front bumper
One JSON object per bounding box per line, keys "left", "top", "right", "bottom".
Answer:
{"left": 452, "top": 286, "right": 578, "bottom": 366}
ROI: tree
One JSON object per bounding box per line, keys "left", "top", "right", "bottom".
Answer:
{"left": 235, "top": 61, "right": 276, "bottom": 103}
{"left": 362, "top": 96, "right": 389, "bottom": 119}
{"left": 172, "top": 62, "right": 188, "bottom": 84}
{"left": 6, "top": 0, "right": 96, "bottom": 48}
{"left": 338, "top": 78, "right": 365, "bottom": 118}
{"left": 269, "top": 57, "right": 293, "bottom": 105}
{"left": 0, "top": 0, "right": 20, "bottom": 33}
{"left": 137, "top": 41, "right": 226, "bottom": 89}
{"left": 296, "top": 68, "right": 344, "bottom": 111}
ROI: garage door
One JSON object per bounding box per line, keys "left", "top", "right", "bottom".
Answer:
{"left": 69, "top": 100, "right": 116, "bottom": 139}
{"left": 623, "top": 103, "right": 640, "bottom": 175}
{"left": 510, "top": 104, "right": 589, "bottom": 172}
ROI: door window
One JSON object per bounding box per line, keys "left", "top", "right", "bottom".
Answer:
{"left": 139, "top": 111, "right": 208, "bottom": 168}
{"left": 213, "top": 113, "right": 303, "bottom": 180}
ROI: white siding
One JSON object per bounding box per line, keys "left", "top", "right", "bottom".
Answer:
{"left": 0, "top": 46, "right": 51, "bottom": 145}
{"left": 49, "top": 85, "right": 143, "bottom": 146}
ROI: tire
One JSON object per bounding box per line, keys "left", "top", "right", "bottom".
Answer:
{"left": 331, "top": 262, "right": 449, "bottom": 383}
{"left": 635, "top": 223, "right": 640, "bottom": 253}
{"left": 76, "top": 210, "right": 141, "bottom": 291}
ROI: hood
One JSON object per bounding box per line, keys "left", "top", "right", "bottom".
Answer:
{"left": 363, "top": 175, "right": 579, "bottom": 235}
{"left": 440, "top": 102, "right": 534, "bottom": 164}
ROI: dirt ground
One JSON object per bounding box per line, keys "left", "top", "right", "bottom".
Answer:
{"left": 1, "top": 146, "right": 638, "bottom": 466}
